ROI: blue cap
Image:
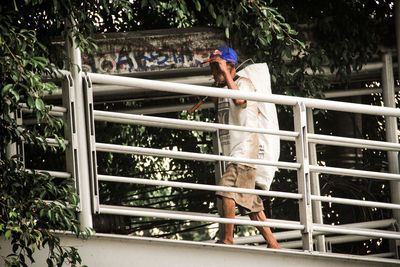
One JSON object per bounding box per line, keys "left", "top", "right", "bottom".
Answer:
{"left": 203, "top": 46, "right": 237, "bottom": 64}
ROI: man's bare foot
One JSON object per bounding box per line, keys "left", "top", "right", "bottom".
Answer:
{"left": 221, "top": 240, "right": 233, "bottom": 245}
{"left": 268, "top": 242, "right": 282, "bottom": 249}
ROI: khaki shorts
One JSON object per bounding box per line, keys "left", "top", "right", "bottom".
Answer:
{"left": 216, "top": 164, "right": 264, "bottom": 215}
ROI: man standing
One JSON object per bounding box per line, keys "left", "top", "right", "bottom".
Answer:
{"left": 205, "top": 46, "right": 281, "bottom": 249}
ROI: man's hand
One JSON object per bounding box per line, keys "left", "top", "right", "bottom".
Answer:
{"left": 209, "top": 56, "right": 245, "bottom": 106}
{"left": 209, "top": 56, "right": 230, "bottom": 77}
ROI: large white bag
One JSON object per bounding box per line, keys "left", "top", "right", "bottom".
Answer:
{"left": 237, "top": 63, "right": 280, "bottom": 190}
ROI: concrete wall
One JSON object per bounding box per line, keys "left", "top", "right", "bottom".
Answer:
{"left": 55, "top": 27, "right": 227, "bottom": 75}
{"left": 1, "top": 234, "right": 399, "bottom": 267}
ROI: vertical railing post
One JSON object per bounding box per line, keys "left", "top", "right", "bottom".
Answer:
{"left": 62, "top": 73, "right": 80, "bottom": 205}
{"left": 83, "top": 74, "right": 100, "bottom": 214}
{"left": 306, "top": 108, "right": 326, "bottom": 252}
{"left": 66, "top": 18, "right": 93, "bottom": 230}
{"left": 395, "top": 2, "right": 400, "bottom": 86}
{"left": 382, "top": 52, "right": 400, "bottom": 258}
{"left": 293, "top": 102, "right": 313, "bottom": 251}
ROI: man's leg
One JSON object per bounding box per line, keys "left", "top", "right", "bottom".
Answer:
{"left": 249, "top": 211, "right": 281, "bottom": 249}
{"left": 221, "top": 197, "right": 236, "bottom": 244}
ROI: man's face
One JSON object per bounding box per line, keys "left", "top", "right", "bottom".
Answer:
{"left": 210, "top": 62, "right": 225, "bottom": 83}
{"left": 210, "top": 62, "right": 234, "bottom": 84}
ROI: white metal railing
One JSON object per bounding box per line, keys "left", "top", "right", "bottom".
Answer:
{"left": 309, "top": 165, "right": 400, "bottom": 181}
{"left": 234, "top": 218, "right": 397, "bottom": 243}
{"left": 88, "top": 72, "right": 400, "bottom": 116}
{"left": 85, "top": 68, "right": 400, "bottom": 253}
{"left": 17, "top": 61, "right": 400, "bottom": 258}
{"left": 97, "top": 174, "right": 303, "bottom": 200}
{"left": 99, "top": 205, "right": 305, "bottom": 231}
{"left": 27, "top": 169, "right": 72, "bottom": 179}
{"left": 94, "top": 110, "right": 298, "bottom": 138}
{"left": 19, "top": 77, "right": 73, "bottom": 175}
{"left": 10, "top": 73, "right": 80, "bottom": 219}
{"left": 95, "top": 142, "right": 300, "bottom": 170}
{"left": 308, "top": 133, "right": 400, "bottom": 151}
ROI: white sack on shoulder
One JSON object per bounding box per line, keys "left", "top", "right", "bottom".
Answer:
{"left": 237, "top": 63, "right": 280, "bottom": 190}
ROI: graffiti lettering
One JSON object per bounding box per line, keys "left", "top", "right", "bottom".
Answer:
{"left": 82, "top": 47, "right": 211, "bottom": 74}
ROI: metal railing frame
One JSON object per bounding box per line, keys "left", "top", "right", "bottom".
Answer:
{"left": 16, "top": 73, "right": 80, "bottom": 213}
{"left": 85, "top": 65, "right": 400, "bottom": 253}
{"left": 234, "top": 219, "right": 397, "bottom": 249}
{"left": 18, "top": 54, "right": 399, "bottom": 256}
{"left": 87, "top": 72, "right": 400, "bottom": 116}
{"left": 382, "top": 52, "right": 400, "bottom": 256}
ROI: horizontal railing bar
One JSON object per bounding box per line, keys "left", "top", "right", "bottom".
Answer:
{"left": 320, "top": 218, "right": 397, "bottom": 232}
{"left": 324, "top": 86, "right": 400, "bottom": 99}
{"left": 97, "top": 174, "right": 303, "bottom": 200}
{"left": 118, "top": 206, "right": 301, "bottom": 226}
{"left": 327, "top": 235, "right": 387, "bottom": 246}
{"left": 88, "top": 72, "right": 400, "bottom": 117}
{"left": 95, "top": 110, "right": 214, "bottom": 131}
{"left": 95, "top": 143, "right": 301, "bottom": 170}
{"left": 100, "top": 205, "right": 400, "bottom": 239}
{"left": 233, "top": 230, "right": 302, "bottom": 245}
{"left": 28, "top": 169, "right": 72, "bottom": 179}
{"left": 21, "top": 110, "right": 64, "bottom": 119}
{"left": 45, "top": 138, "right": 68, "bottom": 146}
{"left": 313, "top": 224, "right": 400, "bottom": 240}
{"left": 278, "top": 239, "right": 304, "bottom": 249}
{"left": 308, "top": 133, "right": 400, "bottom": 151}
{"left": 95, "top": 109, "right": 399, "bottom": 151}
{"left": 310, "top": 165, "right": 400, "bottom": 181}
{"left": 98, "top": 116, "right": 209, "bottom": 131}
{"left": 361, "top": 252, "right": 396, "bottom": 258}
{"left": 234, "top": 219, "right": 397, "bottom": 244}
{"left": 19, "top": 103, "right": 67, "bottom": 113}
{"left": 99, "top": 205, "right": 305, "bottom": 230}
{"left": 309, "top": 138, "right": 398, "bottom": 151}
{"left": 21, "top": 137, "right": 68, "bottom": 147}
{"left": 94, "top": 110, "right": 298, "bottom": 138}
{"left": 279, "top": 235, "right": 373, "bottom": 249}
{"left": 47, "top": 106, "right": 68, "bottom": 113}
{"left": 115, "top": 102, "right": 214, "bottom": 115}
{"left": 280, "top": 136, "right": 296, "bottom": 142}
{"left": 311, "top": 195, "right": 400, "bottom": 210}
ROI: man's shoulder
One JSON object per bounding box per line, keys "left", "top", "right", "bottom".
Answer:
{"left": 237, "top": 76, "right": 255, "bottom": 91}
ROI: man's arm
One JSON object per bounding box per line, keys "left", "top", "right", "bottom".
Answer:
{"left": 223, "top": 73, "right": 246, "bottom": 105}
{"left": 210, "top": 57, "right": 246, "bottom": 106}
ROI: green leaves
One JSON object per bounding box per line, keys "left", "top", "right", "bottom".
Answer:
{"left": 2, "top": 84, "right": 13, "bottom": 96}
{"left": 1, "top": 160, "right": 86, "bottom": 266}
{"left": 216, "top": 15, "right": 222, "bottom": 27}
{"left": 5, "top": 230, "right": 12, "bottom": 240}
{"left": 35, "top": 98, "right": 45, "bottom": 111}
{"left": 225, "top": 27, "right": 229, "bottom": 39}
{"left": 27, "top": 95, "right": 35, "bottom": 108}
{"left": 10, "top": 88, "right": 19, "bottom": 101}
{"left": 0, "top": 4, "right": 89, "bottom": 266}
{"left": 193, "top": 0, "right": 201, "bottom": 11}
{"left": 208, "top": 3, "right": 216, "bottom": 19}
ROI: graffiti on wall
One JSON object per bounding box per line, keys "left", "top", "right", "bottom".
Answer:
{"left": 82, "top": 47, "right": 211, "bottom": 74}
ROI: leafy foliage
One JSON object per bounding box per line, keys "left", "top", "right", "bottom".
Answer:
{"left": 0, "top": 1, "right": 97, "bottom": 266}
{"left": 1, "top": 0, "right": 397, "bottom": 263}
{"left": 0, "top": 159, "right": 87, "bottom": 266}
